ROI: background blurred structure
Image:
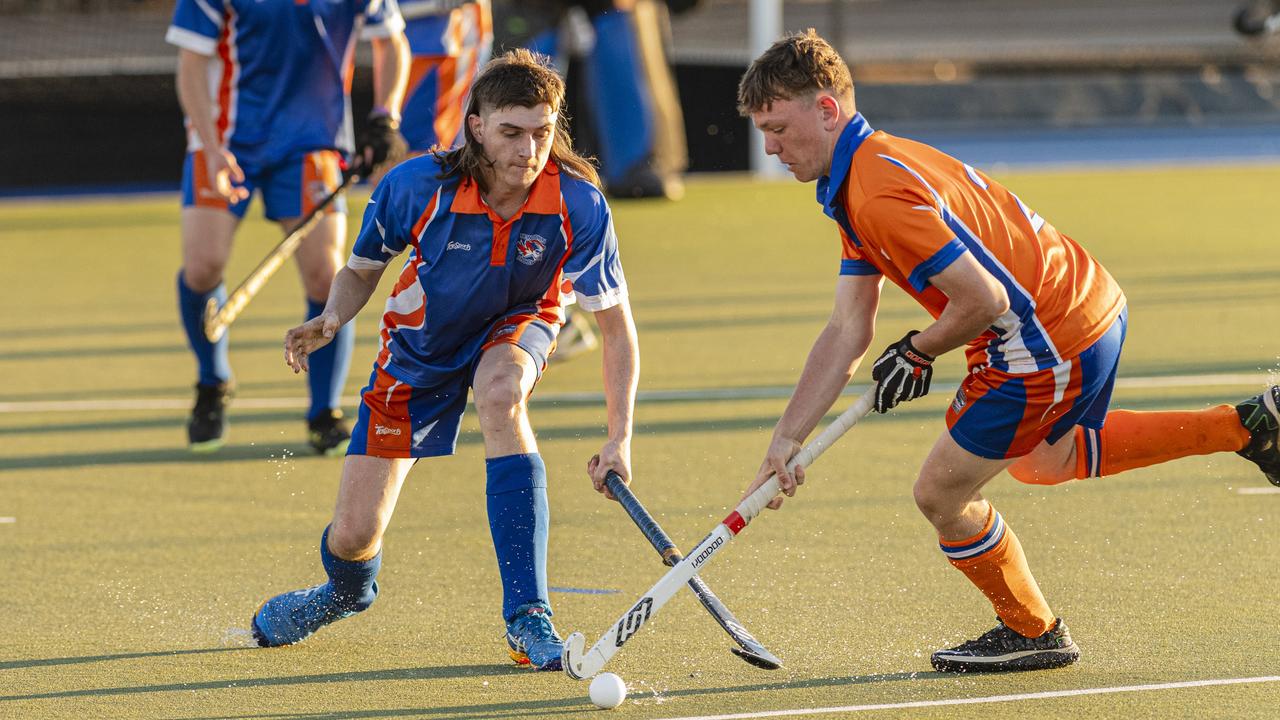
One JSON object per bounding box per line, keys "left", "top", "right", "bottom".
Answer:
{"left": 4, "top": 0, "right": 1280, "bottom": 192}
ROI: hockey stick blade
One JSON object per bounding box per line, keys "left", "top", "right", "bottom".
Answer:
{"left": 563, "top": 388, "right": 876, "bottom": 679}
{"left": 604, "top": 471, "right": 781, "bottom": 670}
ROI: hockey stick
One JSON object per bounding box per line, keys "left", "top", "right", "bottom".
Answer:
{"left": 202, "top": 161, "right": 364, "bottom": 343}
{"left": 604, "top": 471, "right": 782, "bottom": 670}
{"left": 563, "top": 387, "right": 877, "bottom": 680}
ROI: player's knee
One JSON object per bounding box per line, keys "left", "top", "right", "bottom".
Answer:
{"left": 912, "top": 476, "right": 960, "bottom": 527}
{"left": 473, "top": 372, "right": 525, "bottom": 422}
{"left": 181, "top": 263, "right": 223, "bottom": 294}
{"left": 327, "top": 519, "right": 381, "bottom": 562}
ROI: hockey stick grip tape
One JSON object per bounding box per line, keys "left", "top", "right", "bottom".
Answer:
{"left": 605, "top": 472, "right": 681, "bottom": 564}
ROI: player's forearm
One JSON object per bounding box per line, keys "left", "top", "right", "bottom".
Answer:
{"left": 595, "top": 302, "right": 639, "bottom": 445}
{"left": 325, "top": 265, "right": 383, "bottom": 326}
{"left": 175, "top": 50, "right": 222, "bottom": 151}
{"left": 774, "top": 321, "right": 870, "bottom": 443}
{"left": 369, "top": 35, "right": 410, "bottom": 118}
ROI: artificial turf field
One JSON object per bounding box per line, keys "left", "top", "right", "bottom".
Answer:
{"left": 2, "top": 166, "right": 1279, "bottom": 719}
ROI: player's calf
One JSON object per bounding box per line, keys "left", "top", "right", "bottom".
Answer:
{"left": 1236, "top": 386, "right": 1280, "bottom": 486}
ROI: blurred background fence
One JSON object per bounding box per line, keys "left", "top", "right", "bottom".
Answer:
{"left": 3, "top": 0, "right": 1280, "bottom": 191}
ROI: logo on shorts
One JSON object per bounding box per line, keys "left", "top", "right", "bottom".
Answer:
{"left": 490, "top": 324, "right": 519, "bottom": 342}
{"left": 446, "top": 241, "right": 471, "bottom": 252}
{"left": 515, "top": 233, "right": 547, "bottom": 265}
{"left": 952, "top": 390, "right": 967, "bottom": 413}
{"left": 375, "top": 424, "right": 402, "bottom": 436}
{"left": 306, "top": 179, "right": 330, "bottom": 205}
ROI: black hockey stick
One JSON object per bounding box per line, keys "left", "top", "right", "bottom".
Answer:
{"left": 604, "top": 471, "right": 782, "bottom": 670}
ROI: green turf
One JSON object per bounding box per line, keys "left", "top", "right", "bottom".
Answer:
{"left": 2, "top": 166, "right": 1279, "bottom": 719}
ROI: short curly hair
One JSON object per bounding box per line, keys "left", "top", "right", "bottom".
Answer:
{"left": 737, "top": 29, "right": 854, "bottom": 115}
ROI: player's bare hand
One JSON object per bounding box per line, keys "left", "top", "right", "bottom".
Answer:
{"left": 206, "top": 148, "right": 250, "bottom": 203}
{"left": 742, "top": 435, "right": 805, "bottom": 510}
{"left": 587, "top": 440, "right": 631, "bottom": 500}
{"left": 283, "top": 310, "right": 341, "bottom": 373}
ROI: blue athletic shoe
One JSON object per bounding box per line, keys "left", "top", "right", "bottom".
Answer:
{"left": 505, "top": 603, "right": 564, "bottom": 671}
{"left": 251, "top": 581, "right": 376, "bottom": 647}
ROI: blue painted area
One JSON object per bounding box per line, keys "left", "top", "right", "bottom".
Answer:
{"left": 902, "top": 122, "right": 1280, "bottom": 170}
{"left": 549, "top": 586, "right": 620, "bottom": 595}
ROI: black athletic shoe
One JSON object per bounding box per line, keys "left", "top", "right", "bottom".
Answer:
{"left": 930, "top": 618, "right": 1080, "bottom": 673}
{"left": 307, "top": 409, "right": 351, "bottom": 457}
{"left": 188, "top": 382, "right": 232, "bottom": 453}
{"left": 1236, "top": 386, "right": 1280, "bottom": 486}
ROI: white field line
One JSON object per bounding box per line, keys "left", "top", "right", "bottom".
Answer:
{"left": 1236, "top": 487, "right": 1280, "bottom": 495}
{"left": 0, "top": 517, "right": 15, "bottom": 524}
{"left": 650, "top": 675, "right": 1280, "bottom": 720}
{"left": 0, "top": 372, "right": 1271, "bottom": 415}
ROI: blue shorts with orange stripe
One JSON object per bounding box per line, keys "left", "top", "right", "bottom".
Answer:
{"left": 181, "top": 149, "right": 347, "bottom": 221}
{"left": 347, "top": 311, "right": 559, "bottom": 459}
{"left": 946, "top": 308, "right": 1127, "bottom": 460}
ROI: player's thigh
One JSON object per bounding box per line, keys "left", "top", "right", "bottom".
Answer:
{"left": 1007, "top": 432, "right": 1077, "bottom": 485}
{"left": 330, "top": 454, "right": 416, "bottom": 557}
{"left": 180, "top": 207, "right": 239, "bottom": 290}
{"left": 290, "top": 213, "right": 347, "bottom": 301}
{"left": 916, "top": 430, "right": 1017, "bottom": 513}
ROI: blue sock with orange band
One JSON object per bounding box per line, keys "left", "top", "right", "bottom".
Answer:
{"left": 940, "top": 505, "right": 1056, "bottom": 638}
{"left": 177, "top": 272, "right": 231, "bottom": 386}
{"left": 305, "top": 299, "right": 354, "bottom": 421}
{"left": 486, "top": 453, "right": 551, "bottom": 621}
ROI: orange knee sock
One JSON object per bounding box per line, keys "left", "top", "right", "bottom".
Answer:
{"left": 1075, "top": 406, "right": 1249, "bottom": 479}
{"left": 940, "top": 506, "right": 1054, "bottom": 638}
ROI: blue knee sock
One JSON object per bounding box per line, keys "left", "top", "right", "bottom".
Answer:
{"left": 486, "top": 453, "right": 551, "bottom": 621}
{"left": 177, "top": 272, "right": 231, "bottom": 387}
{"left": 306, "top": 299, "right": 354, "bottom": 421}
{"left": 588, "top": 9, "right": 654, "bottom": 184}
{"left": 320, "top": 525, "right": 380, "bottom": 612}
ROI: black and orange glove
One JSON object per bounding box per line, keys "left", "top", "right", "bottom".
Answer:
{"left": 357, "top": 112, "right": 408, "bottom": 171}
{"left": 870, "top": 331, "right": 935, "bottom": 413}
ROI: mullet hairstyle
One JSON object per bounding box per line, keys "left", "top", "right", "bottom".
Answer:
{"left": 736, "top": 28, "right": 854, "bottom": 115}
{"left": 436, "top": 48, "right": 601, "bottom": 192}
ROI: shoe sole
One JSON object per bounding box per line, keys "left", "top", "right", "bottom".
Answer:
{"left": 1263, "top": 389, "right": 1280, "bottom": 486}
{"left": 931, "top": 646, "right": 1080, "bottom": 673}
{"left": 189, "top": 438, "right": 226, "bottom": 453}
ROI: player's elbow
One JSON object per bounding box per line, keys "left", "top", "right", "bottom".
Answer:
{"left": 979, "top": 283, "right": 1010, "bottom": 324}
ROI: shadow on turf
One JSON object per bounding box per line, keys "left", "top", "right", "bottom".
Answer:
{"left": 157, "top": 671, "right": 949, "bottom": 720}
{"left": 0, "top": 647, "right": 252, "bottom": 671}
{"left": 0, "top": 663, "right": 532, "bottom": 704}
{"left": 0, "top": 387, "right": 1258, "bottom": 472}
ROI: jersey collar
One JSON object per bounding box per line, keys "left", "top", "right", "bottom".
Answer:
{"left": 450, "top": 161, "right": 564, "bottom": 218}
{"left": 817, "top": 113, "right": 873, "bottom": 221}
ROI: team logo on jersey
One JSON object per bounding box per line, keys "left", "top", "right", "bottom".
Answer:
{"left": 515, "top": 233, "right": 547, "bottom": 265}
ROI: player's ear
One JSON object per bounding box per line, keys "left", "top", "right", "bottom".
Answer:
{"left": 467, "top": 113, "right": 484, "bottom": 141}
{"left": 818, "top": 94, "right": 840, "bottom": 130}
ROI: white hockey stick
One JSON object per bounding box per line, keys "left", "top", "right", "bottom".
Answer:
{"left": 562, "top": 387, "right": 877, "bottom": 679}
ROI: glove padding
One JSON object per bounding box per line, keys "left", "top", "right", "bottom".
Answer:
{"left": 357, "top": 113, "right": 408, "bottom": 170}
{"left": 870, "top": 331, "right": 935, "bottom": 414}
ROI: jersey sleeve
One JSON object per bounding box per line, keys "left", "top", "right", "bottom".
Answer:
{"left": 348, "top": 173, "right": 413, "bottom": 269}
{"left": 839, "top": 227, "right": 881, "bottom": 277}
{"left": 165, "top": 0, "right": 225, "bottom": 56}
{"left": 855, "top": 191, "right": 969, "bottom": 291}
{"left": 361, "top": 0, "right": 407, "bottom": 40}
{"left": 562, "top": 191, "right": 627, "bottom": 312}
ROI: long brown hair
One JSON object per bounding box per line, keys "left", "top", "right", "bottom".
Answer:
{"left": 436, "top": 49, "right": 601, "bottom": 191}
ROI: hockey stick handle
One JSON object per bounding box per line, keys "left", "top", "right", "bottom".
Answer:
{"left": 604, "top": 472, "right": 681, "bottom": 566}
{"left": 731, "top": 388, "right": 877, "bottom": 525}
{"left": 202, "top": 162, "right": 364, "bottom": 343}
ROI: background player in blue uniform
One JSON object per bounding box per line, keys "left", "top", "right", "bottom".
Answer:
{"left": 167, "top": 0, "right": 411, "bottom": 454}
{"left": 251, "top": 49, "right": 639, "bottom": 671}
